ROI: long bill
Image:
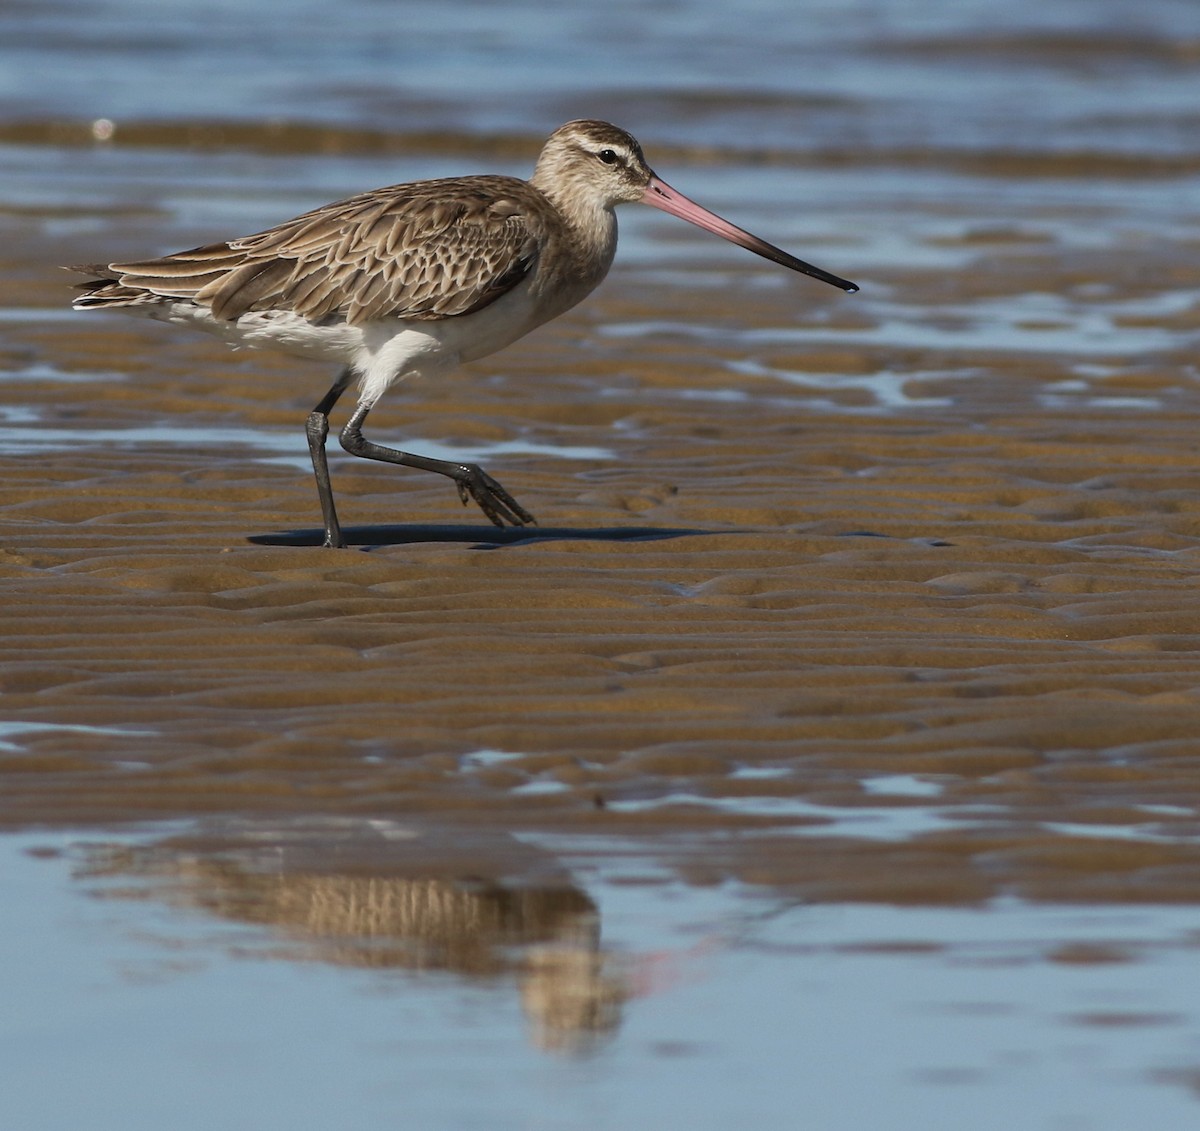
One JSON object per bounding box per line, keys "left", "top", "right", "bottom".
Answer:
{"left": 641, "top": 174, "right": 858, "bottom": 293}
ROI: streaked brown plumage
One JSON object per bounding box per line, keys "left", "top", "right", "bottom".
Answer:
{"left": 82, "top": 179, "right": 573, "bottom": 325}
{"left": 71, "top": 119, "right": 857, "bottom": 548}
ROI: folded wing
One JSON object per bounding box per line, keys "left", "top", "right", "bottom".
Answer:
{"left": 72, "top": 175, "right": 543, "bottom": 326}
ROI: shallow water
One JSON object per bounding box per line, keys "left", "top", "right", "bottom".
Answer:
{"left": 7, "top": 824, "right": 1200, "bottom": 1131}
{"left": 3, "top": 0, "right": 1200, "bottom": 1126}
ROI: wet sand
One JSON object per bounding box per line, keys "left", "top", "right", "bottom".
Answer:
{"left": 5, "top": 219, "right": 1200, "bottom": 904}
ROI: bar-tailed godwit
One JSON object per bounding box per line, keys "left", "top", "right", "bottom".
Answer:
{"left": 71, "top": 120, "right": 857, "bottom": 547}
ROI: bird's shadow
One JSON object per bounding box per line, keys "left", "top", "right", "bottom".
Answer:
{"left": 248, "top": 523, "right": 719, "bottom": 549}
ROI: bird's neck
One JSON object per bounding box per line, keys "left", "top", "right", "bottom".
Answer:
{"left": 531, "top": 163, "right": 617, "bottom": 257}
{"left": 529, "top": 182, "right": 618, "bottom": 303}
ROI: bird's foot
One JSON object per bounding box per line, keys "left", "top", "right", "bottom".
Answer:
{"left": 455, "top": 465, "right": 537, "bottom": 527}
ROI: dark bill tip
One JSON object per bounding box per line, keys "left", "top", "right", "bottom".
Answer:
{"left": 642, "top": 176, "right": 858, "bottom": 294}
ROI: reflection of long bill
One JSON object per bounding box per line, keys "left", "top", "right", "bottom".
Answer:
{"left": 641, "top": 175, "right": 858, "bottom": 293}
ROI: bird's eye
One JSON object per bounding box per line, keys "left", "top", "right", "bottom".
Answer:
{"left": 597, "top": 149, "right": 620, "bottom": 166}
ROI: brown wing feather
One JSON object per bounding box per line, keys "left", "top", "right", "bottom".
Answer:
{"left": 86, "top": 175, "right": 546, "bottom": 325}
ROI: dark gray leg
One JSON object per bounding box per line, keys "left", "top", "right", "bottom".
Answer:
{"left": 338, "top": 400, "right": 537, "bottom": 528}
{"left": 306, "top": 367, "right": 354, "bottom": 548}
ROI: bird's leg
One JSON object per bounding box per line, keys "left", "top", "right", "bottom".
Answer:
{"left": 306, "top": 366, "right": 354, "bottom": 548}
{"left": 338, "top": 400, "right": 537, "bottom": 528}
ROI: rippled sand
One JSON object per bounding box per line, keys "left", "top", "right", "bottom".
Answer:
{"left": 4, "top": 188, "right": 1200, "bottom": 903}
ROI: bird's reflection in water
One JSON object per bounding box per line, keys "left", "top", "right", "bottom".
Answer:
{"left": 521, "top": 918, "right": 625, "bottom": 1053}
{"left": 73, "top": 819, "right": 627, "bottom": 1052}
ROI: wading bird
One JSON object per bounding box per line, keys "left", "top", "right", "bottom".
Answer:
{"left": 71, "top": 119, "right": 857, "bottom": 547}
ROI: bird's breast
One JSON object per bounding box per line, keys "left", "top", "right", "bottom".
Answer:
{"left": 527, "top": 208, "right": 617, "bottom": 319}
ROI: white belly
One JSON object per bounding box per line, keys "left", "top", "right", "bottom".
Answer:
{"left": 141, "top": 270, "right": 599, "bottom": 407}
